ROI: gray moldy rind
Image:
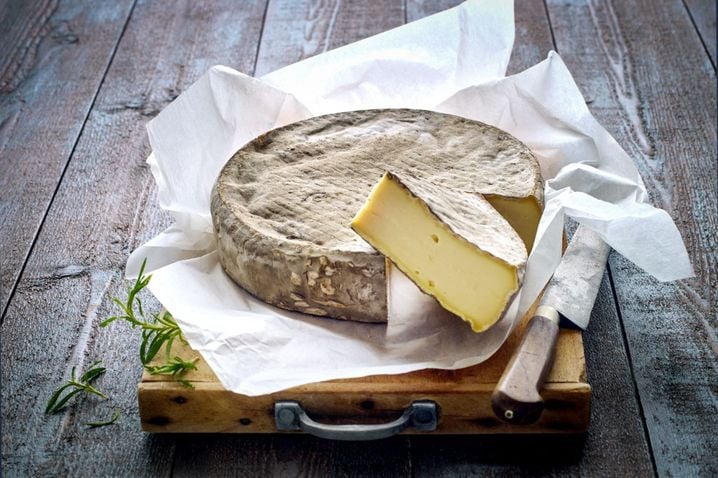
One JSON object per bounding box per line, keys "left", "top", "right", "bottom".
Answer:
{"left": 212, "top": 185, "right": 388, "bottom": 322}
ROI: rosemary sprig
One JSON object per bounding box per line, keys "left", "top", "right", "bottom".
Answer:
{"left": 85, "top": 409, "right": 121, "bottom": 428}
{"left": 102, "top": 258, "right": 197, "bottom": 385}
{"left": 144, "top": 356, "right": 199, "bottom": 376}
{"left": 46, "top": 361, "right": 108, "bottom": 414}
{"left": 145, "top": 356, "right": 199, "bottom": 388}
{"left": 101, "top": 259, "right": 184, "bottom": 364}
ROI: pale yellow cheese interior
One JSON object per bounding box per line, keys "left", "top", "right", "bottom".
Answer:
{"left": 484, "top": 195, "right": 542, "bottom": 253}
{"left": 351, "top": 175, "right": 520, "bottom": 333}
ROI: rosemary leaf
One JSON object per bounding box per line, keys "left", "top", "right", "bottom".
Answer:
{"left": 80, "top": 361, "right": 106, "bottom": 383}
{"left": 145, "top": 356, "right": 199, "bottom": 377}
{"left": 45, "top": 385, "right": 78, "bottom": 414}
{"left": 176, "top": 379, "right": 194, "bottom": 389}
{"left": 85, "top": 410, "right": 121, "bottom": 429}
{"left": 45, "top": 362, "right": 108, "bottom": 414}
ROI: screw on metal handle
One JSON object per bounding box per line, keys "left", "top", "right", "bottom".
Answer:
{"left": 274, "top": 400, "right": 438, "bottom": 440}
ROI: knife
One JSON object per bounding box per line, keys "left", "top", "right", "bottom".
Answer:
{"left": 491, "top": 225, "right": 611, "bottom": 425}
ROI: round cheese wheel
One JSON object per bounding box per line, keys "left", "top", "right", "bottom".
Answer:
{"left": 211, "top": 109, "right": 542, "bottom": 322}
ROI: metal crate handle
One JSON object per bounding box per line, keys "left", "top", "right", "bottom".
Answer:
{"left": 274, "top": 400, "right": 438, "bottom": 440}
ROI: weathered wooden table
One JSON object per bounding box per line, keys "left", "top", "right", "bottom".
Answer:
{"left": 2, "top": 1, "right": 716, "bottom": 476}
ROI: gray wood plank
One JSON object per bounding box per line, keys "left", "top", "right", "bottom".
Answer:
{"left": 0, "top": 0, "right": 135, "bottom": 315}
{"left": 254, "top": 0, "right": 404, "bottom": 77}
{"left": 0, "top": 0, "right": 267, "bottom": 475}
{"left": 405, "top": 0, "right": 461, "bottom": 22}
{"left": 684, "top": 0, "right": 716, "bottom": 66}
{"left": 508, "top": 0, "right": 555, "bottom": 74}
{"left": 407, "top": 3, "right": 656, "bottom": 475}
{"left": 172, "top": 435, "right": 411, "bottom": 478}
{"left": 546, "top": 0, "right": 718, "bottom": 476}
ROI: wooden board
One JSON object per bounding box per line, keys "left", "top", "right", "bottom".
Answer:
{"left": 138, "top": 301, "right": 590, "bottom": 435}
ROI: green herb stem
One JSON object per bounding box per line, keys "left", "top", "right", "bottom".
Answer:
{"left": 103, "top": 258, "right": 197, "bottom": 387}
{"left": 85, "top": 410, "right": 121, "bottom": 428}
{"left": 46, "top": 362, "right": 108, "bottom": 414}
{"left": 102, "top": 259, "right": 187, "bottom": 365}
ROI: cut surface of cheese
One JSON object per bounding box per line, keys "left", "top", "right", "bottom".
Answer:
{"left": 483, "top": 196, "right": 542, "bottom": 253}
{"left": 211, "top": 109, "right": 542, "bottom": 323}
{"left": 351, "top": 172, "right": 527, "bottom": 332}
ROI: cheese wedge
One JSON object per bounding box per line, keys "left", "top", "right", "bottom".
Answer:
{"left": 212, "top": 109, "right": 542, "bottom": 323}
{"left": 351, "top": 172, "right": 527, "bottom": 332}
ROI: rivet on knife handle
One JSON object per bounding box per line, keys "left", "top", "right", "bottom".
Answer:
{"left": 491, "top": 306, "right": 560, "bottom": 425}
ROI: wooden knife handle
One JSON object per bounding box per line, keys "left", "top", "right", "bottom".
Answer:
{"left": 491, "top": 310, "right": 560, "bottom": 425}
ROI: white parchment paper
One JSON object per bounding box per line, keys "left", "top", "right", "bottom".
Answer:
{"left": 128, "top": 0, "right": 693, "bottom": 395}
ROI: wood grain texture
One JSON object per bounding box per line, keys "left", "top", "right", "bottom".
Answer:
{"left": 1, "top": 0, "right": 60, "bottom": 94}
{"left": 406, "top": 0, "right": 461, "bottom": 21}
{"left": 546, "top": 0, "right": 718, "bottom": 475}
{"left": 0, "top": 0, "right": 267, "bottom": 475}
{"left": 254, "top": 0, "right": 404, "bottom": 77}
{"left": 140, "top": 382, "right": 590, "bottom": 434}
{"left": 0, "top": 0, "right": 135, "bottom": 316}
{"left": 508, "top": 0, "right": 556, "bottom": 74}
{"left": 684, "top": 0, "right": 716, "bottom": 66}
{"left": 491, "top": 315, "right": 561, "bottom": 425}
{"left": 579, "top": 272, "right": 655, "bottom": 476}
{"left": 171, "top": 434, "right": 411, "bottom": 478}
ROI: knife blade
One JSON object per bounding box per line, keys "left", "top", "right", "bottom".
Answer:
{"left": 491, "top": 224, "right": 611, "bottom": 425}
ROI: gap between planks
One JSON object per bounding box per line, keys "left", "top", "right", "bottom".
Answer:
{"left": 607, "top": 265, "right": 659, "bottom": 476}
{"left": 681, "top": 0, "right": 717, "bottom": 69}
{"left": 540, "top": 0, "right": 659, "bottom": 472}
{"left": 0, "top": 0, "right": 140, "bottom": 325}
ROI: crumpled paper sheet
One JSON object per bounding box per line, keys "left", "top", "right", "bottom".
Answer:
{"left": 128, "top": 0, "right": 693, "bottom": 396}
